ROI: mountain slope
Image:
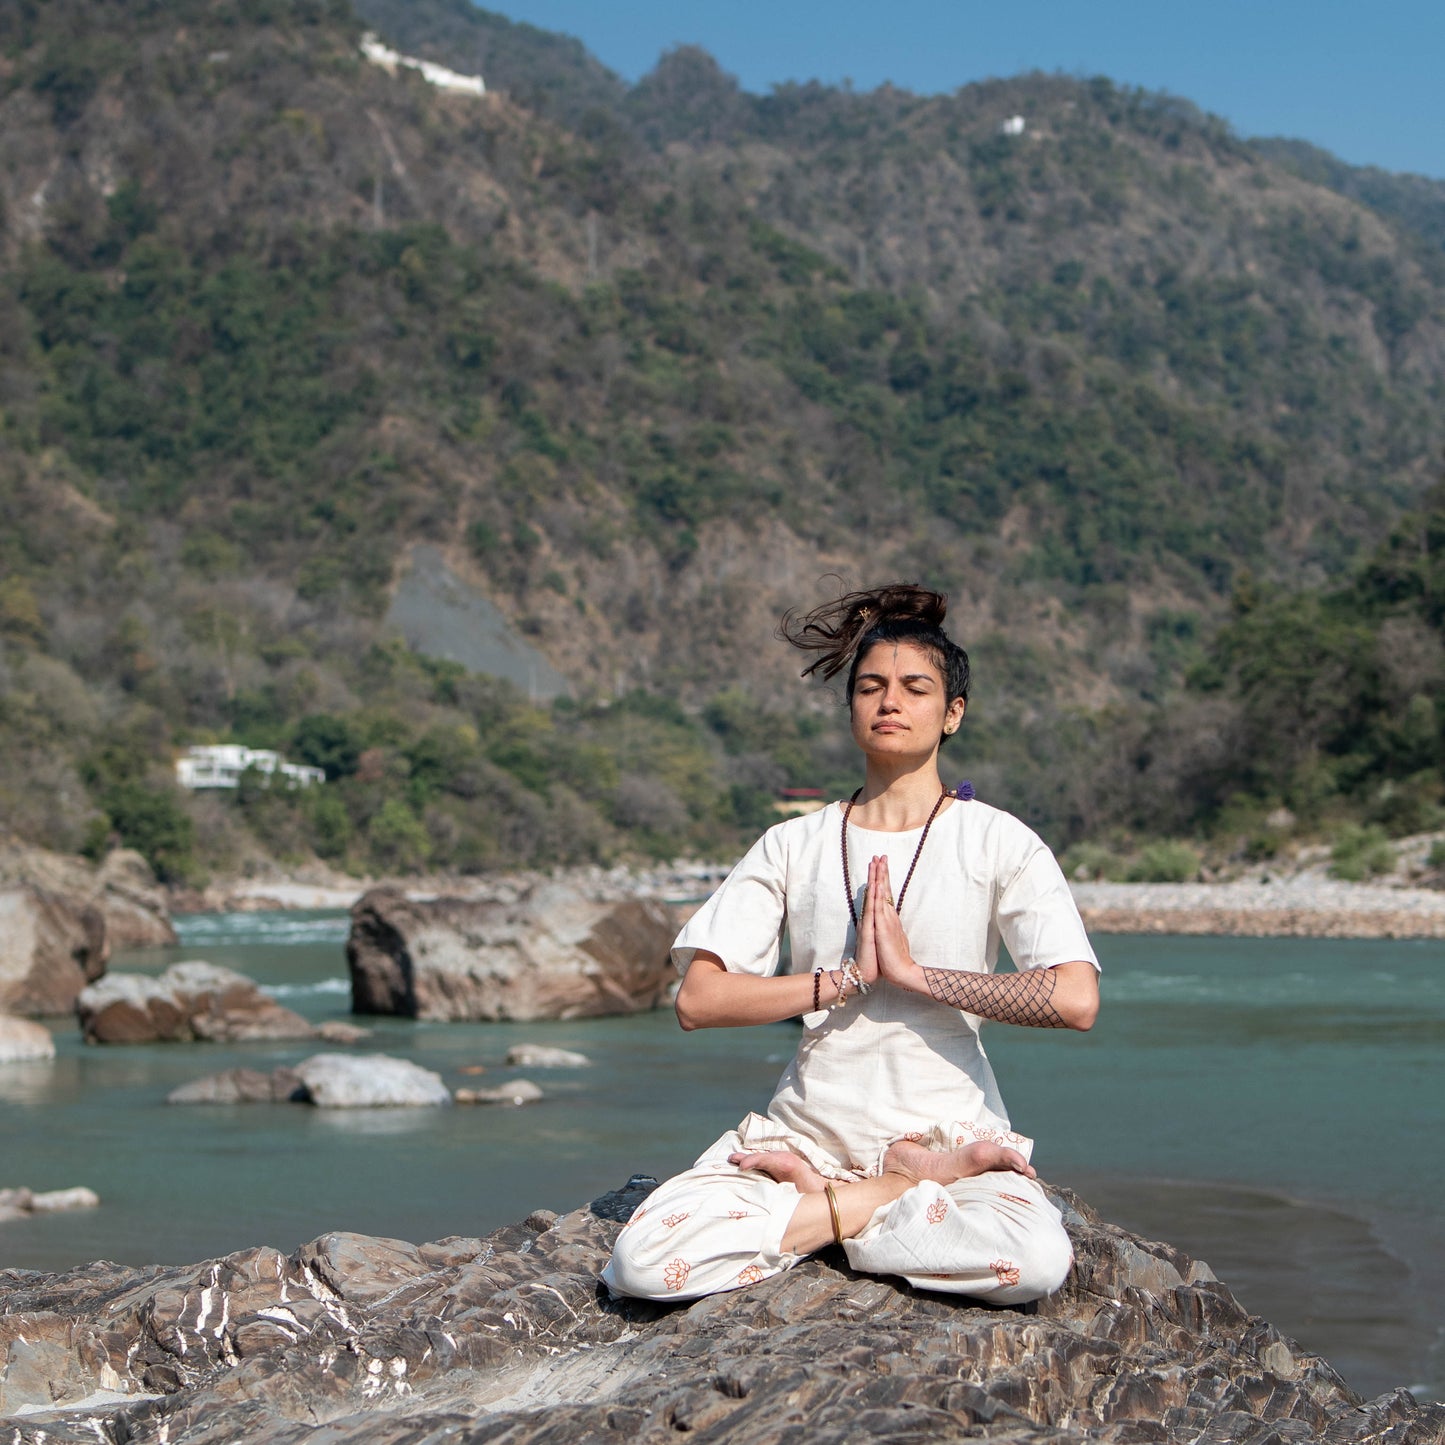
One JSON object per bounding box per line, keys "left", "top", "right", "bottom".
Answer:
{"left": 1, "top": 0, "right": 1442, "bottom": 877}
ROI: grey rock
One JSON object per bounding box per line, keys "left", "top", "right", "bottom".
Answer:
{"left": 0, "top": 1186, "right": 98, "bottom": 1224}
{"left": 347, "top": 884, "right": 677, "bottom": 1021}
{"left": 27, "top": 1188, "right": 99, "bottom": 1214}
{"left": 167, "top": 1067, "right": 305, "bottom": 1105}
{"left": 0, "top": 885, "right": 108, "bottom": 1017}
{"left": 1, "top": 1182, "right": 1440, "bottom": 1443}
{"left": 293, "top": 1053, "right": 452, "bottom": 1108}
{"left": 315, "top": 1020, "right": 371, "bottom": 1044}
{"left": 454, "top": 1079, "right": 544, "bottom": 1105}
{"left": 76, "top": 962, "right": 315, "bottom": 1044}
{"left": 505, "top": 1043, "right": 591, "bottom": 1067}
{"left": 0, "top": 1015, "right": 55, "bottom": 1063}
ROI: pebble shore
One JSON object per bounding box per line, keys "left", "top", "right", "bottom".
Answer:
{"left": 176, "top": 859, "right": 1445, "bottom": 939}
{"left": 1072, "top": 878, "right": 1445, "bottom": 939}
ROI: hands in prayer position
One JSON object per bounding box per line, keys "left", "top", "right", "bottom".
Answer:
{"left": 851, "top": 855, "right": 1099, "bottom": 1031}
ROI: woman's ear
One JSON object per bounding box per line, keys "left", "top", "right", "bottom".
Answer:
{"left": 943, "top": 698, "right": 965, "bottom": 735}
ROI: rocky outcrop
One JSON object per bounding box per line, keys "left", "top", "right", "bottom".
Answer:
{"left": 88, "top": 850, "right": 180, "bottom": 949}
{"left": 0, "top": 1016, "right": 56, "bottom": 1063}
{"left": 0, "top": 838, "right": 176, "bottom": 950}
{"left": 346, "top": 885, "right": 677, "bottom": 1021}
{"left": 1, "top": 1179, "right": 1439, "bottom": 1443}
{"left": 0, "top": 886, "right": 108, "bottom": 1017}
{"left": 75, "top": 962, "right": 315, "bottom": 1044}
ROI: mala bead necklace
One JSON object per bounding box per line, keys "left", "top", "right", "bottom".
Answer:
{"left": 816, "top": 781, "right": 974, "bottom": 1011}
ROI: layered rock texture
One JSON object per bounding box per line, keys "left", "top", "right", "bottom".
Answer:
{"left": 346, "top": 886, "right": 677, "bottom": 1021}
{"left": 76, "top": 962, "right": 314, "bottom": 1044}
{"left": 2, "top": 1179, "right": 1440, "bottom": 1443}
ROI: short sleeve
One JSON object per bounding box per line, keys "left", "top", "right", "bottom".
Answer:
{"left": 995, "top": 837, "right": 1099, "bottom": 973}
{"left": 671, "top": 825, "right": 788, "bottom": 977}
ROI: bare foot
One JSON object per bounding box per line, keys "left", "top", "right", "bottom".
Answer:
{"left": 882, "top": 1139, "right": 1036, "bottom": 1186}
{"left": 728, "top": 1149, "right": 829, "bottom": 1194}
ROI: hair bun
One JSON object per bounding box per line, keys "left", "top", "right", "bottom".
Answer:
{"left": 778, "top": 582, "right": 950, "bottom": 682}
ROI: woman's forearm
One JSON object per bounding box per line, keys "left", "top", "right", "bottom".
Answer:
{"left": 675, "top": 955, "right": 845, "bottom": 1030}
{"left": 915, "top": 959, "right": 1098, "bottom": 1031}
{"left": 863, "top": 857, "right": 1098, "bottom": 1031}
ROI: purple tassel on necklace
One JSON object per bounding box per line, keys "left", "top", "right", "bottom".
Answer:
{"left": 953, "top": 780, "right": 975, "bottom": 801}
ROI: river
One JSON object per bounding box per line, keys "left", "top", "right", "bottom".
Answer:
{"left": 1, "top": 913, "right": 1440, "bottom": 1403}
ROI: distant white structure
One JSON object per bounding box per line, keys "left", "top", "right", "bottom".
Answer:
{"left": 176, "top": 745, "right": 325, "bottom": 791}
{"left": 360, "top": 32, "right": 485, "bottom": 96}
{"left": 999, "top": 115, "right": 1026, "bottom": 137}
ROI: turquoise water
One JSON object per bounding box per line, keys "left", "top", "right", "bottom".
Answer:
{"left": 1, "top": 915, "right": 1441, "bottom": 1402}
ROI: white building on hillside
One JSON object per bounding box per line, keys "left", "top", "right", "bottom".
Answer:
{"left": 176, "top": 745, "right": 325, "bottom": 791}
{"left": 360, "top": 33, "right": 485, "bottom": 95}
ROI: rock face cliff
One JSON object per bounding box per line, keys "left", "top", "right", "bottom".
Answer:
{"left": 1, "top": 1179, "right": 1440, "bottom": 1444}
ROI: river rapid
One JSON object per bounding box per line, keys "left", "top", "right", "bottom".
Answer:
{"left": 1, "top": 913, "right": 1440, "bottom": 1403}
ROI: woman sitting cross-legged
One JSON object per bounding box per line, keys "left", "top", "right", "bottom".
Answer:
{"left": 603, "top": 583, "right": 1100, "bottom": 1304}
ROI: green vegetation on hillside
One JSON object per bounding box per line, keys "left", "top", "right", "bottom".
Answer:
{"left": 0, "top": 0, "right": 1442, "bottom": 881}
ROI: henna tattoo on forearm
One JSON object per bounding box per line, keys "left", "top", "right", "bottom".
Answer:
{"left": 921, "top": 966, "right": 1068, "bottom": 1028}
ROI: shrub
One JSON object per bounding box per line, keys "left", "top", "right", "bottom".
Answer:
{"left": 1329, "top": 825, "right": 1395, "bottom": 881}
{"left": 367, "top": 799, "right": 431, "bottom": 872}
{"left": 1058, "top": 842, "right": 1127, "bottom": 882}
{"left": 1126, "top": 841, "right": 1201, "bottom": 883}
{"left": 98, "top": 782, "right": 197, "bottom": 884}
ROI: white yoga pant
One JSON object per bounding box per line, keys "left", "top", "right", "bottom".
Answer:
{"left": 603, "top": 1127, "right": 1074, "bottom": 1304}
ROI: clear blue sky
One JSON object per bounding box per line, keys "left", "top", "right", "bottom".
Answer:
{"left": 480, "top": 1, "right": 1444, "bottom": 180}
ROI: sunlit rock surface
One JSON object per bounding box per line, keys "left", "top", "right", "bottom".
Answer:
{"left": 347, "top": 885, "right": 677, "bottom": 1021}
{"left": 0, "top": 885, "right": 108, "bottom": 1018}
{"left": 0, "top": 1016, "right": 56, "bottom": 1063}
{"left": 2, "top": 1180, "right": 1440, "bottom": 1443}
{"left": 76, "top": 962, "right": 315, "bottom": 1044}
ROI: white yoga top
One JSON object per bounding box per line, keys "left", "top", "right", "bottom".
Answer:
{"left": 672, "top": 798, "right": 1099, "bottom": 1173}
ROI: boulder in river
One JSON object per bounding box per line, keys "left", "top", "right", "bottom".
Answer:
{"left": 0, "top": 884, "right": 108, "bottom": 1017}
{"left": 505, "top": 1042, "right": 590, "bottom": 1067}
{"left": 292, "top": 1052, "right": 452, "bottom": 1108}
{"left": 346, "top": 884, "right": 677, "bottom": 1021}
{"left": 0, "top": 838, "right": 175, "bottom": 951}
{"left": 454, "top": 1078, "right": 543, "bottom": 1105}
{"left": 167, "top": 1067, "right": 306, "bottom": 1105}
{"left": 167, "top": 1058, "right": 449, "bottom": 1107}
{"left": 75, "top": 961, "right": 316, "bottom": 1044}
{"left": 0, "top": 1186, "right": 99, "bottom": 1223}
{"left": 0, "top": 1179, "right": 1439, "bottom": 1442}
{"left": 0, "top": 1015, "right": 56, "bottom": 1063}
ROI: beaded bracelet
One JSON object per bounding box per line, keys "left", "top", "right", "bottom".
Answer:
{"left": 812, "top": 965, "right": 823, "bottom": 1013}
{"left": 828, "top": 969, "right": 847, "bottom": 1009}
{"left": 841, "top": 958, "right": 870, "bottom": 996}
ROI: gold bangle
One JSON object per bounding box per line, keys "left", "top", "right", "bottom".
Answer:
{"left": 825, "top": 1183, "right": 843, "bottom": 1245}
